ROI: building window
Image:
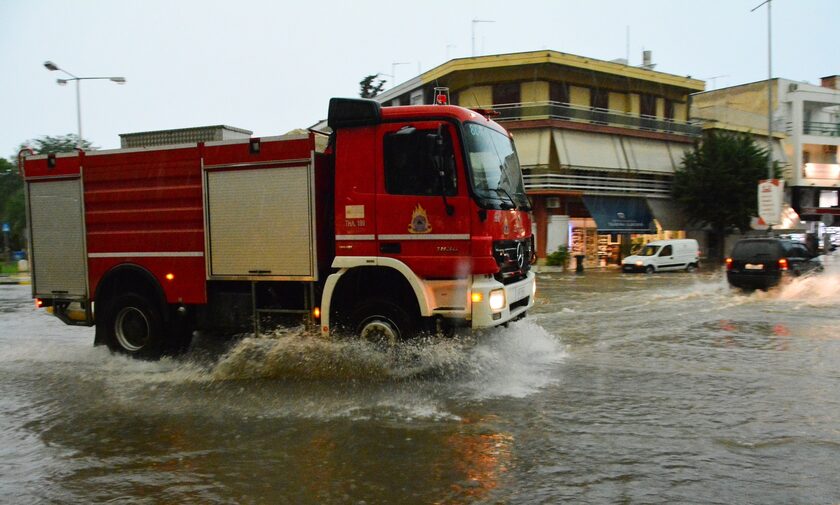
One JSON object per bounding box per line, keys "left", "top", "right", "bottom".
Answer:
{"left": 410, "top": 89, "right": 424, "bottom": 105}
{"left": 590, "top": 88, "right": 609, "bottom": 125}
{"left": 383, "top": 127, "right": 457, "bottom": 196}
{"left": 492, "top": 82, "right": 520, "bottom": 105}
{"left": 591, "top": 88, "right": 609, "bottom": 110}
{"left": 664, "top": 99, "right": 675, "bottom": 121}
{"left": 640, "top": 94, "right": 656, "bottom": 117}
{"left": 550, "top": 82, "right": 570, "bottom": 104}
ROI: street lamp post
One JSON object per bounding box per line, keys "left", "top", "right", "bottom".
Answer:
{"left": 750, "top": 0, "right": 773, "bottom": 179}
{"left": 43, "top": 61, "right": 126, "bottom": 149}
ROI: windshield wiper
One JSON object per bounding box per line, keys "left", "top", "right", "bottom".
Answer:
{"left": 495, "top": 164, "right": 518, "bottom": 209}
{"left": 494, "top": 186, "right": 517, "bottom": 209}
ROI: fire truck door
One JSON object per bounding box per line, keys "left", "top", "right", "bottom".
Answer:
{"left": 375, "top": 121, "right": 471, "bottom": 279}
{"left": 28, "top": 178, "right": 88, "bottom": 299}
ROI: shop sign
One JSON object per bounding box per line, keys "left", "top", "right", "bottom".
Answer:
{"left": 758, "top": 179, "right": 784, "bottom": 226}
{"left": 804, "top": 163, "right": 840, "bottom": 180}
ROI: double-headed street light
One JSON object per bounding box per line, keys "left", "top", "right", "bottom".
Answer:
{"left": 43, "top": 61, "right": 126, "bottom": 148}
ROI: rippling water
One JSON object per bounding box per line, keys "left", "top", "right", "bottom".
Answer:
{"left": 1, "top": 260, "right": 839, "bottom": 504}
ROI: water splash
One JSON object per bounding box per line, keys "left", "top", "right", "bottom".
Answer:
{"left": 206, "top": 321, "right": 567, "bottom": 400}
{"left": 209, "top": 327, "right": 475, "bottom": 381}
{"left": 775, "top": 270, "right": 840, "bottom": 306}
{"left": 456, "top": 320, "right": 567, "bottom": 399}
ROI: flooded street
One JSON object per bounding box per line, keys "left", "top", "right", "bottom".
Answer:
{"left": 2, "top": 263, "right": 839, "bottom": 504}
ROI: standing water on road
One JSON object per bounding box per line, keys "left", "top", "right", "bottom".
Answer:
{"left": 1, "top": 262, "right": 839, "bottom": 504}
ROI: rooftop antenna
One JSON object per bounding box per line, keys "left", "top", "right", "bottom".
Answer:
{"left": 703, "top": 74, "right": 730, "bottom": 90}
{"left": 471, "top": 19, "right": 494, "bottom": 56}
{"left": 626, "top": 26, "right": 630, "bottom": 64}
{"left": 446, "top": 43, "right": 456, "bottom": 60}
{"left": 391, "top": 62, "right": 410, "bottom": 86}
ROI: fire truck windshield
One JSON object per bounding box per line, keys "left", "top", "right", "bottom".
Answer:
{"left": 463, "top": 122, "right": 530, "bottom": 210}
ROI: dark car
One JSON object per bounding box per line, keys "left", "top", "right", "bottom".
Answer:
{"left": 726, "top": 238, "right": 823, "bottom": 290}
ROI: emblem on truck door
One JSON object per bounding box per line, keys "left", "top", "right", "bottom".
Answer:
{"left": 408, "top": 204, "right": 432, "bottom": 234}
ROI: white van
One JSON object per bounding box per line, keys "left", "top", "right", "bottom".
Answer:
{"left": 621, "top": 239, "right": 700, "bottom": 273}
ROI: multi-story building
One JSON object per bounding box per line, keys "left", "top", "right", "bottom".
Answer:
{"left": 374, "top": 50, "right": 705, "bottom": 266}
{"left": 692, "top": 76, "right": 840, "bottom": 238}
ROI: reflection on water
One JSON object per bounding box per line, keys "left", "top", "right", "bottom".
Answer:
{"left": 1, "top": 260, "right": 840, "bottom": 503}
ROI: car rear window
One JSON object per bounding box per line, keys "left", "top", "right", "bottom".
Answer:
{"left": 731, "top": 240, "right": 784, "bottom": 260}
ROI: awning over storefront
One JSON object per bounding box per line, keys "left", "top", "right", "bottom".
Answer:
{"left": 511, "top": 129, "right": 551, "bottom": 168}
{"left": 553, "top": 130, "right": 628, "bottom": 170}
{"left": 646, "top": 198, "right": 687, "bottom": 230}
{"left": 624, "top": 137, "right": 676, "bottom": 174}
{"left": 582, "top": 195, "right": 654, "bottom": 233}
{"left": 667, "top": 142, "right": 692, "bottom": 169}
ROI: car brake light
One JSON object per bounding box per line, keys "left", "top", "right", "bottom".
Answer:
{"left": 778, "top": 258, "right": 788, "bottom": 270}
{"left": 725, "top": 258, "right": 733, "bottom": 271}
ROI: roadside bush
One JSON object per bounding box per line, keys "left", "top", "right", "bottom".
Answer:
{"left": 546, "top": 246, "right": 570, "bottom": 268}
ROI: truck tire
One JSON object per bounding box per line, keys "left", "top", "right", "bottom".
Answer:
{"left": 101, "top": 292, "right": 166, "bottom": 359}
{"left": 351, "top": 299, "right": 416, "bottom": 347}
{"left": 645, "top": 265, "right": 655, "bottom": 274}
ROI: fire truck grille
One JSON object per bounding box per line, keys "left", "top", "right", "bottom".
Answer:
{"left": 492, "top": 238, "right": 533, "bottom": 284}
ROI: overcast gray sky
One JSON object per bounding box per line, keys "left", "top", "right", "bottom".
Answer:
{"left": 2, "top": 0, "right": 838, "bottom": 157}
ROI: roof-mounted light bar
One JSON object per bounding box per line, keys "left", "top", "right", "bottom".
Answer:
{"left": 434, "top": 87, "right": 450, "bottom": 105}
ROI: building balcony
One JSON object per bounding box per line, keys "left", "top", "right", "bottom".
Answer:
{"left": 524, "top": 172, "right": 672, "bottom": 197}
{"left": 797, "top": 121, "right": 840, "bottom": 137}
{"left": 490, "top": 101, "right": 702, "bottom": 137}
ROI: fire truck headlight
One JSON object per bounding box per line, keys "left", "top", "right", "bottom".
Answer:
{"left": 489, "top": 289, "right": 506, "bottom": 311}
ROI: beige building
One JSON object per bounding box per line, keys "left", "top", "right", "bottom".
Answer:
{"left": 375, "top": 50, "right": 705, "bottom": 265}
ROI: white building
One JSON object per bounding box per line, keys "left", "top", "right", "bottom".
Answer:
{"left": 692, "top": 76, "right": 840, "bottom": 228}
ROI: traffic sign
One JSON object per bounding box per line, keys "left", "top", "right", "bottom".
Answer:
{"left": 2, "top": 223, "right": 9, "bottom": 233}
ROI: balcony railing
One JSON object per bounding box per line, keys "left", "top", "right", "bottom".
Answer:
{"left": 801, "top": 121, "right": 840, "bottom": 137}
{"left": 490, "top": 101, "right": 703, "bottom": 137}
{"left": 524, "top": 172, "right": 672, "bottom": 196}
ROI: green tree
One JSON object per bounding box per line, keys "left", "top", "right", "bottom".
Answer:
{"left": 19, "top": 134, "right": 95, "bottom": 154}
{"left": 673, "top": 130, "right": 775, "bottom": 260}
{"left": 359, "top": 74, "right": 386, "bottom": 98}
{"left": 0, "top": 158, "right": 24, "bottom": 251}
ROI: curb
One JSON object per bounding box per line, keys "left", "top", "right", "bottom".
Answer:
{"left": 0, "top": 275, "right": 31, "bottom": 285}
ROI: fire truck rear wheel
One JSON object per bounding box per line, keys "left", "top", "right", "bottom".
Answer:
{"left": 351, "top": 299, "right": 416, "bottom": 347}
{"left": 104, "top": 293, "right": 165, "bottom": 359}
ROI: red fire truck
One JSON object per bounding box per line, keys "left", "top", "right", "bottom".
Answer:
{"left": 20, "top": 97, "right": 536, "bottom": 358}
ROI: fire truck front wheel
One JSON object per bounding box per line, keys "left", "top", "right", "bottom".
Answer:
{"left": 102, "top": 293, "right": 166, "bottom": 359}
{"left": 351, "top": 299, "right": 417, "bottom": 347}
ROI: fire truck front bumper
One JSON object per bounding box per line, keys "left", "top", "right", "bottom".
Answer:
{"left": 470, "top": 271, "right": 536, "bottom": 329}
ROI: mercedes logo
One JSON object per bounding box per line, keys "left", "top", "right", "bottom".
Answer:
{"left": 515, "top": 242, "right": 526, "bottom": 270}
